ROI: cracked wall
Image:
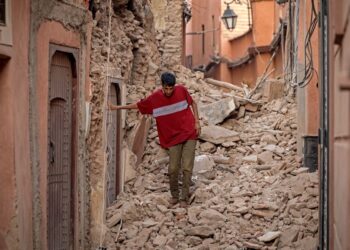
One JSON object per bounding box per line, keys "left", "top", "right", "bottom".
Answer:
{"left": 87, "top": 0, "right": 161, "bottom": 246}
{"left": 87, "top": 0, "right": 186, "bottom": 247}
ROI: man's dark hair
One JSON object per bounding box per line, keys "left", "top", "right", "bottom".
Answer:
{"left": 161, "top": 72, "right": 176, "bottom": 86}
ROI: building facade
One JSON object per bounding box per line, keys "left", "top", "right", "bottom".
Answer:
{"left": 0, "top": 0, "right": 92, "bottom": 249}
{"left": 0, "top": 0, "right": 187, "bottom": 249}
{"left": 326, "top": 0, "right": 350, "bottom": 249}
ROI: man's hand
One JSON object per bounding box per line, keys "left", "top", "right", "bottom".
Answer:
{"left": 108, "top": 102, "right": 138, "bottom": 110}
{"left": 108, "top": 102, "right": 118, "bottom": 110}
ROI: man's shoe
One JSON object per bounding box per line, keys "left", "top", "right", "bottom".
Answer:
{"left": 169, "top": 197, "right": 178, "bottom": 206}
{"left": 179, "top": 200, "right": 188, "bottom": 208}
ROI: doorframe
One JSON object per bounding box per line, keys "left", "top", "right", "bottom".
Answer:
{"left": 107, "top": 77, "right": 124, "bottom": 199}
{"left": 48, "top": 44, "right": 79, "bottom": 249}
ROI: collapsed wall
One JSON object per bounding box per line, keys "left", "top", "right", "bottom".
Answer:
{"left": 87, "top": 0, "right": 186, "bottom": 246}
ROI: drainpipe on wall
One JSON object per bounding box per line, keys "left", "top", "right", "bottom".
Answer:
{"left": 318, "top": 0, "right": 329, "bottom": 249}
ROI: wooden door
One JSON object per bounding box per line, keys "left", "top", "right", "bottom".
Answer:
{"left": 48, "top": 52, "right": 73, "bottom": 250}
{"left": 106, "top": 83, "right": 121, "bottom": 206}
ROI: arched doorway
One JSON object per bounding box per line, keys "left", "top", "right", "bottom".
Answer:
{"left": 48, "top": 51, "right": 75, "bottom": 250}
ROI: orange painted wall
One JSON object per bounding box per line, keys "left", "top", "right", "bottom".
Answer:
{"left": 185, "top": 0, "right": 286, "bottom": 87}
{"left": 294, "top": 0, "right": 319, "bottom": 152}
{"left": 0, "top": 1, "right": 32, "bottom": 249}
{"left": 251, "top": 1, "right": 275, "bottom": 46}
{"left": 222, "top": 0, "right": 278, "bottom": 86}
{"left": 304, "top": 2, "right": 319, "bottom": 136}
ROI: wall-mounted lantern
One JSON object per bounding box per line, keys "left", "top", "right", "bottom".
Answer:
{"left": 221, "top": 1, "right": 238, "bottom": 31}
{"left": 221, "top": 0, "right": 252, "bottom": 31}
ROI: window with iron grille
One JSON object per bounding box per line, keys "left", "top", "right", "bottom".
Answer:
{"left": 0, "top": 0, "right": 5, "bottom": 25}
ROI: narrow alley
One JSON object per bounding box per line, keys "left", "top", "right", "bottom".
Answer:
{"left": 103, "top": 68, "right": 319, "bottom": 249}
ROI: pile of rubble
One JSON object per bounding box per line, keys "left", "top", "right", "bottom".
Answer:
{"left": 103, "top": 67, "right": 319, "bottom": 250}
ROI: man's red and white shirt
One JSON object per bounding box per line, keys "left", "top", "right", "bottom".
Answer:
{"left": 137, "top": 84, "right": 197, "bottom": 148}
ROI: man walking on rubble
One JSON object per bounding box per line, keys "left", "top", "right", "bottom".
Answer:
{"left": 109, "top": 71, "right": 201, "bottom": 208}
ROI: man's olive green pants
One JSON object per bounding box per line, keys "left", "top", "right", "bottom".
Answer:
{"left": 168, "top": 140, "right": 196, "bottom": 201}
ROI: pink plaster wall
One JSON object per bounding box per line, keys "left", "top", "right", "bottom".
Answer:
{"left": 329, "top": 1, "right": 350, "bottom": 248}
{"left": 0, "top": 0, "right": 32, "bottom": 249}
{"left": 185, "top": 0, "right": 221, "bottom": 72}
{"left": 251, "top": 1, "right": 275, "bottom": 46}
{"left": 36, "top": 21, "right": 81, "bottom": 249}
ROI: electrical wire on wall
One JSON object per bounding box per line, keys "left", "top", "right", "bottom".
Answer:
{"left": 292, "top": 0, "right": 300, "bottom": 86}
{"left": 296, "top": 0, "right": 318, "bottom": 88}
{"left": 282, "top": 0, "right": 318, "bottom": 88}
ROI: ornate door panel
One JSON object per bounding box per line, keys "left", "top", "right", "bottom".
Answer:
{"left": 48, "top": 52, "right": 73, "bottom": 250}
{"left": 106, "top": 83, "right": 121, "bottom": 206}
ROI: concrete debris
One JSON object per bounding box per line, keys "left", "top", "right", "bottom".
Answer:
{"left": 258, "top": 231, "right": 281, "bottom": 242}
{"left": 101, "top": 67, "right": 318, "bottom": 249}
{"left": 199, "top": 97, "right": 236, "bottom": 125}
{"left": 264, "top": 79, "right": 285, "bottom": 101}
{"left": 193, "top": 155, "right": 215, "bottom": 175}
{"left": 199, "top": 125, "right": 240, "bottom": 145}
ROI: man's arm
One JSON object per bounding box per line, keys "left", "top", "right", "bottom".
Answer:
{"left": 190, "top": 100, "right": 201, "bottom": 135}
{"left": 109, "top": 102, "right": 138, "bottom": 110}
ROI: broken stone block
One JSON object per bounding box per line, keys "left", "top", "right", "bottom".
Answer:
{"left": 200, "top": 142, "right": 216, "bottom": 153}
{"left": 261, "top": 134, "right": 278, "bottom": 144}
{"left": 251, "top": 93, "right": 262, "bottom": 100}
{"left": 200, "top": 125, "right": 240, "bottom": 145}
{"left": 131, "top": 115, "right": 152, "bottom": 165}
{"left": 251, "top": 209, "right": 275, "bottom": 219}
{"left": 271, "top": 99, "right": 284, "bottom": 112}
{"left": 185, "top": 226, "right": 215, "bottom": 238}
{"left": 243, "top": 241, "right": 263, "bottom": 249}
{"left": 236, "top": 147, "right": 247, "bottom": 154}
{"left": 123, "top": 147, "right": 138, "bottom": 182}
{"left": 245, "top": 103, "right": 259, "bottom": 112}
{"left": 263, "top": 144, "right": 285, "bottom": 155}
{"left": 211, "top": 155, "right": 231, "bottom": 164}
{"left": 187, "top": 236, "right": 203, "bottom": 246}
{"left": 222, "top": 141, "right": 236, "bottom": 147}
{"left": 278, "top": 228, "right": 299, "bottom": 247}
{"left": 106, "top": 212, "right": 122, "bottom": 227}
{"left": 193, "top": 155, "right": 215, "bottom": 175}
{"left": 257, "top": 231, "right": 281, "bottom": 242}
{"left": 258, "top": 151, "right": 274, "bottom": 164}
{"left": 199, "top": 209, "right": 227, "bottom": 222}
{"left": 291, "top": 167, "right": 309, "bottom": 175}
{"left": 264, "top": 79, "right": 285, "bottom": 101}
{"left": 135, "top": 228, "right": 152, "bottom": 248}
{"left": 142, "top": 218, "right": 158, "bottom": 228}
{"left": 153, "top": 235, "right": 167, "bottom": 247}
{"left": 237, "top": 106, "right": 246, "bottom": 119}
{"left": 294, "top": 236, "right": 317, "bottom": 250}
{"left": 199, "top": 97, "right": 236, "bottom": 125}
{"left": 235, "top": 206, "right": 249, "bottom": 214}
{"left": 242, "top": 155, "right": 258, "bottom": 163}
